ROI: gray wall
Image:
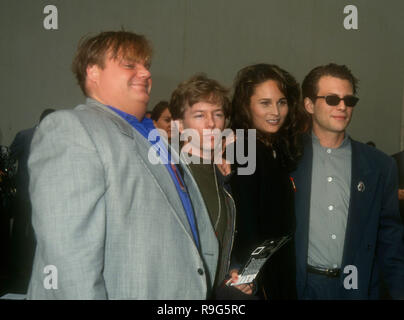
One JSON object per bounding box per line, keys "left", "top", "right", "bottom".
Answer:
{"left": 1, "top": 0, "right": 403, "bottom": 155}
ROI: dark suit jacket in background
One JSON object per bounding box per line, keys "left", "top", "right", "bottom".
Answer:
{"left": 8, "top": 127, "right": 36, "bottom": 291}
{"left": 292, "top": 135, "right": 404, "bottom": 299}
{"left": 10, "top": 127, "right": 35, "bottom": 204}
{"left": 391, "top": 150, "right": 404, "bottom": 223}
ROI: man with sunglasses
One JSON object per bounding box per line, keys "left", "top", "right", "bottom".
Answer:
{"left": 292, "top": 63, "right": 404, "bottom": 299}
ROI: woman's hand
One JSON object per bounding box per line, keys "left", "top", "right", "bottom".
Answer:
{"left": 228, "top": 269, "right": 254, "bottom": 295}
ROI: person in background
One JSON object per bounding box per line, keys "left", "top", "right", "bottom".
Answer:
{"left": 151, "top": 100, "right": 172, "bottom": 141}
{"left": 391, "top": 150, "right": 404, "bottom": 224}
{"left": 0, "top": 144, "right": 17, "bottom": 295}
{"left": 229, "top": 64, "right": 306, "bottom": 299}
{"left": 8, "top": 108, "right": 55, "bottom": 293}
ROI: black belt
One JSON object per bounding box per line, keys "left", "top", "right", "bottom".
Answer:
{"left": 307, "top": 265, "right": 341, "bottom": 278}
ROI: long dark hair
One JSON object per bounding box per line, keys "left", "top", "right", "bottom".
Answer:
{"left": 230, "top": 64, "right": 308, "bottom": 170}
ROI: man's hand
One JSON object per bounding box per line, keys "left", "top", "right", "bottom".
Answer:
{"left": 215, "top": 132, "right": 236, "bottom": 176}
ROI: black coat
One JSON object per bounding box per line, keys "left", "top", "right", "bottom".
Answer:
{"left": 391, "top": 150, "right": 404, "bottom": 224}
{"left": 230, "top": 139, "right": 297, "bottom": 299}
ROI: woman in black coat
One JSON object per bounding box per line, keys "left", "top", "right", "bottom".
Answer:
{"left": 229, "top": 64, "right": 307, "bottom": 299}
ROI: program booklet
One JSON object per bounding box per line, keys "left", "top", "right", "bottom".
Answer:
{"left": 230, "top": 235, "right": 292, "bottom": 286}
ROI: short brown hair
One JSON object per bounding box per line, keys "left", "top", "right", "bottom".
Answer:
{"left": 302, "top": 63, "right": 358, "bottom": 100}
{"left": 72, "top": 30, "right": 153, "bottom": 95}
{"left": 169, "top": 74, "right": 230, "bottom": 120}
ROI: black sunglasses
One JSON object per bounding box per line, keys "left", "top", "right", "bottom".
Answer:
{"left": 314, "top": 95, "right": 359, "bottom": 107}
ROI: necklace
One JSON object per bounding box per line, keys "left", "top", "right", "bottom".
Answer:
{"left": 184, "top": 157, "right": 222, "bottom": 232}
{"left": 212, "top": 164, "right": 221, "bottom": 231}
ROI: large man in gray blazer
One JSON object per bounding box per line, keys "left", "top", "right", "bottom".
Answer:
{"left": 27, "top": 31, "right": 218, "bottom": 299}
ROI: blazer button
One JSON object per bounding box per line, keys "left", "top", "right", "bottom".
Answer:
{"left": 197, "top": 268, "right": 204, "bottom": 275}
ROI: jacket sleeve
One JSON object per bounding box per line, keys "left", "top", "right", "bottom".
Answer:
{"left": 377, "top": 158, "right": 404, "bottom": 299}
{"left": 27, "top": 111, "right": 107, "bottom": 299}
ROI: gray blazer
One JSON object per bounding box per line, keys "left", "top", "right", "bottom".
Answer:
{"left": 27, "top": 98, "right": 219, "bottom": 299}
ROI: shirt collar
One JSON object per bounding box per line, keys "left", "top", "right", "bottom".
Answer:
{"left": 311, "top": 131, "right": 350, "bottom": 149}
{"left": 106, "top": 105, "right": 156, "bottom": 137}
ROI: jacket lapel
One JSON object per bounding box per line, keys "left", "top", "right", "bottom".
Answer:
{"left": 133, "top": 133, "right": 196, "bottom": 240}
{"left": 341, "top": 140, "right": 378, "bottom": 266}
{"left": 87, "top": 100, "right": 196, "bottom": 245}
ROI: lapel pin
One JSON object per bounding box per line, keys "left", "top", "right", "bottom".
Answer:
{"left": 357, "top": 181, "right": 365, "bottom": 192}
